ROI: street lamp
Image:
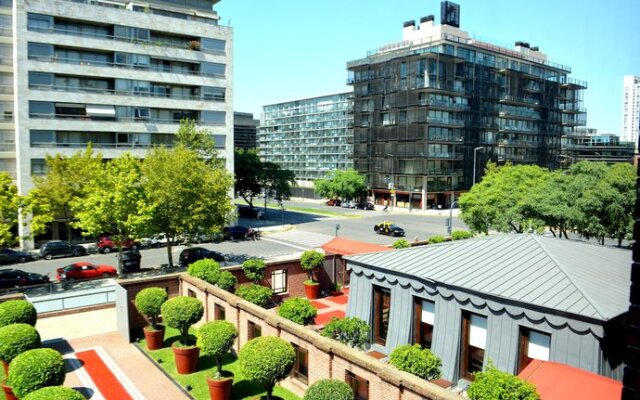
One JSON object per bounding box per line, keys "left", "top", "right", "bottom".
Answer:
{"left": 387, "top": 153, "right": 395, "bottom": 209}
{"left": 473, "top": 146, "right": 485, "bottom": 186}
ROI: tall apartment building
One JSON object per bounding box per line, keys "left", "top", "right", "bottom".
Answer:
{"left": 259, "top": 92, "right": 353, "bottom": 197}
{"left": 621, "top": 75, "right": 639, "bottom": 148}
{"left": 233, "top": 111, "right": 258, "bottom": 150}
{"left": 347, "top": 2, "right": 586, "bottom": 209}
{"left": 0, "top": 0, "right": 233, "bottom": 248}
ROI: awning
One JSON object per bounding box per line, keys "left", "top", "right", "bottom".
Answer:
{"left": 86, "top": 104, "right": 116, "bottom": 117}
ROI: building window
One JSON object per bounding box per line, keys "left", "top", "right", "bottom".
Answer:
{"left": 345, "top": 371, "right": 369, "bottom": 400}
{"left": 31, "top": 159, "right": 47, "bottom": 176}
{"left": 248, "top": 320, "right": 261, "bottom": 340}
{"left": 460, "top": 312, "right": 487, "bottom": 380}
{"left": 413, "top": 298, "right": 435, "bottom": 349}
{"left": 187, "top": 289, "right": 196, "bottom": 298}
{"left": 214, "top": 303, "right": 225, "bottom": 321}
{"left": 271, "top": 269, "right": 287, "bottom": 294}
{"left": 291, "top": 344, "right": 308, "bottom": 384}
{"left": 518, "top": 328, "right": 550, "bottom": 373}
{"left": 372, "top": 286, "right": 391, "bottom": 345}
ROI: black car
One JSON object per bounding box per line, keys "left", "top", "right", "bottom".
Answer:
{"left": 222, "top": 226, "right": 249, "bottom": 241}
{"left": 0, "top": 248, "right": 35, "bottom": 264}
{"left": 374, "top": 222, "right": 406, "bottom": 237}
{"left": 0, "top": 269, "right": 49, "bottom": 289}
{"left": 356, "top": 201, "right": 375, "bottom": 210}
{"left": 119, "top": 249, "right": 142, "bottom": 273}
{"left": 179, "top": 247, "right": 224, "bottom": 268}
{"left": 38, "top": 241, "right": 87, "bottom": 260}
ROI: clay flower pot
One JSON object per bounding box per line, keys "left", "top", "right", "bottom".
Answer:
{"left": 172, "top": 344, "right": 200, "bottom": 374}
{"left": 304, "top": 281, "right": 320, "bottom": 300}
{"left": 2, "top": 381, "right": 17, "bottom": 400}
{"left": 207, "top": 375, "right": 233, "bottom": 400}
{"left": 144, "top": 325, "right": 165, "bottom": 351}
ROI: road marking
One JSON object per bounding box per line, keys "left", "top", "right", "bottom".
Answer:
{"left": 261, "top": 237, "right": 309, "bottom": 251}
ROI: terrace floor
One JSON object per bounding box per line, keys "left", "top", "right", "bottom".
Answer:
{"left": 310, "top": 288, "right": 349, "bottom": 327}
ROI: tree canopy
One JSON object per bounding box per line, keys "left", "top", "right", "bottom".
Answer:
{"left": 175, "top": 119, "right": 222, "bottom": 166}
{"left": 234, "top": 149, "right": 296, "bottom": 209}
{"left": 314, "top": 169, "right": 367, "bottom": 201}
{"left": 0, "top": 172, "right": 20, "bottom": 247}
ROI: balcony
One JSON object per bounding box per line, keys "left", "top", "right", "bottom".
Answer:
{"left": 29, "top": 84, "right": 220, "bottom": 102}
{"left": 0, "top": 84, "right": 13, "bottom": 95}
{"left": 29, "top": 113, "right": 224, "bottom": 126}
{"left": 30, "top": 141, "right": 174, "bottom": 149}
{"left": 425, "top": 168, "right": 464, "bottom": 176}
{"left": 0, "top": 143, "right": 15, "bottom": 152}
{"left": 500, "top": 154, "right": 538, "bottom": 163}
{"left": 423, "top": 81, "right": 467, "bottom": 95}
{"left": 423, "top": 99, "right": 470, "bottom": 111}
{"left": 427, "top": 117, "right": 465, "bottom": 127}
{"left": 498, "top": 109, "right": 540, "bottom": 120}
{"left": 498, "top": 125, "right": 539, "bottom": 134}
{"left": 427, "top": 134, "right": 464, "bottom": 143}
{"left": 559, "top": 104, "right": 587, "bottom": 114}
{"left": 427, "top": 152, "right": 464, "bottom": 159}
{"left": 499, "top": 95, "right": 540, "bottom": 107}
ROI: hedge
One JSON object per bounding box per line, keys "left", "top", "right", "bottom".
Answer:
{"left": 467, "top": 362, "right": 539, "bottom": 400}
{"left": 392, "top": 239, "right": 411, "bottom": 249}
{"left": 277, "top": 297, "right": 317, "bottom": 325}
{"left": 0, "top": 323, "right": 41, "bottom": 364}
{"left": 236, "top": 284, "right": 273, "bottom": 307}
{"left": 321, "top": 317, "right": 370, "bottom": 350}
{"left": 428, "top": 235, "right": 446, "bottom": 244}
{"left": 303, "top": 379, "right": 353, "bottom": 400}
{"left": 389, "top": 344, "right": 442, "bottom": 380}
{"left": 187, "top": 259, "right": 221, "bottom": 285}
{"left": 242, "top": 258, "right": 266, "bottom": 284}
{"left": 452, "top": 230, "right": 473, "bottom": 240}
{"left": 216, "top": 271, "right": 237, "bottom": 293}
{"left": 0, "top": 300, "right": 37, "bottom": 327}
{"left": 9, "top": 348, "right": 66, "bottom": 398}
{"left": 23, "top": 386, "right": 86, "bottom": 400}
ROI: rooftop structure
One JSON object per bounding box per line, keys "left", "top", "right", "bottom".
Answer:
{"left": 561, "top": 127, "right": 635, "bottom": 166}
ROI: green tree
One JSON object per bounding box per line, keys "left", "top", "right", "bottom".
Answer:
{"left": 175, "top": 119, "right": 221, "bottom": 165}
{"left": 197, "top": 320, "right": 238, "bottom": 374}
{"left": 261, "top": 161, "right": 296, "bottom": 201}
{"left": 234, "top": 149, "right": 296, "bottom": 209}
{"left": 389, "top": 344, "right": 442, "bottom": 380}
{"left": 242, "top": 258, "right": 266, "bottom": 284}
{"left": 143, "top": 146, "right": 233, "bottom": 267}
{"left": 0, "top": 172, "right": 20, "bottom": 247}
{"left": 314, "top": 169, "right": 366, "bottom": 201}
{"left": 321, "top": 317, "right": 370, "bottom": 349}
{"left": 565, "top": 162, "right": 611, "bottom": 244}
{"left": 522, "top": 171, "right": 573, "bottom": 239}
{"left": 304, "top": 379, "right": 353, "bottom": 400}
{"left": 467, "top": 362, "right": 539, "bottom": 400}
{"left": 239, "top": 336, "right": 295, "bottom": 400}
{"left": 602, "top": 163, "right": 635, "bottom": 246}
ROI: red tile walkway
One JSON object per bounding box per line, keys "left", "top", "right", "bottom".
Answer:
{"left": 309, "top": 288, "right": 349, "bottom": 328}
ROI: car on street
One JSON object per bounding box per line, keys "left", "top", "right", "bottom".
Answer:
{"left": 0, "top": 248, "right": 35, "bottom": 264}
{"left": 0, "top": 269, "right": 49, "bottom": 289}
{"left": 118, "top": 250, "right": 142, "bottom": 273}
{"left": 356, "top": 201, "right": 375, "bottom": 210}
{"left": 325, "top": 199, "right": 342, "bottom": 207}
{"left": 374, "top": 221, "right": 406, "bottom": 237}
{"left": 140, "top": 234, "right": 171, "bottom": 249}
{"left": 39, "top": 241, "right": 87, "bottom": 260}
{"left": 222, "top": 226, "right": 250, "bottom": 241}
{"left": 97, "top": 235, "right": 139, "bottom": 253}
{"left": 341, "top": 200, "right": 357, "bottom": 208}
{"left": 178, "top": 247, "right": 224, "bottom": 268}
{"left": 56, "top": 261, "right": 117, "bottom": 281}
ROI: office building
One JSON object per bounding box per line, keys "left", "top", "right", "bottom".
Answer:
{"left": 347, "top": 2, "right": 586, "bottom": 209}
{"left": 621, "top": 75, "right": 639, "bottom": 148}
{"left": 0, "top": 0, "right": 233, "bottom": 248}
{"left": 233, "top": 111, "right": 258, "bottom": 150}
{"left": 561, "top": 127, "right": 635, "bottom": 166}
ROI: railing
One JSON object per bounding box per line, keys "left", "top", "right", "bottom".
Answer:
{"left": 29, "top": 84, "right": 224, "bottom": 102}
{"left": 498, "top": 109, "right": 540, "bottom": 119}
{"left": 425, "top": 99, "right": 470, "bottom": 110}
{"left": 428, "top": 135, "right": 464, "bottom": 142}
{"left": 0, "top": 143, "right": 15, "bottom": 151}
{"left": 425, "top": 168, "right": 464, "bottom": 175}
{"left": 0, "top": 27, "right": 11, "bottom": 37}
{"left": 427, "top": 117, "right": 465, "bottom": 126}
{"left": 559, "top": 104, "right": 586, "bottom": 113}
{"left": 499, "top": 125, "right": 539, "bottom": 133}
{"left": 29, "top": 113, "right": 225, "bottom": 126}
{"left": 1, "top": 115, "right": 13, "bottom": 122}
{"left": 499, "top": 95, "right": 540, "bottom": 106}
{"left": 0, "top": 84, "right": 12, "bottom": 95}
{"left": 427, "top": 152, "right": 464, "bottom": 159}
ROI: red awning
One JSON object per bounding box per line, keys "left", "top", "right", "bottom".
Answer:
{"left": 321, "top": 237, "right": 390, "bottom": 256}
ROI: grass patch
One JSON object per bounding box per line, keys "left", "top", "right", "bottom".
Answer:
{"left": 235, "top": 201, "right": 361, "bottom": 219}
{"left": 140, "top": 326, "right": 301, "bottom": 400}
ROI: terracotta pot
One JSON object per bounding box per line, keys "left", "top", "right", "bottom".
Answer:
{"left": 2, "top": 381, "right": 17, "bottom": 400}
{"left": 207, "top": 375, "right": 233, "bottom": 400}
{"left": 304, "top": 282, "right": 320, "bottom": 300}
{"left": 172, "top": 344, "right": 199, "bottom": 374}
{"left": 144, "top": 326, "right": 165, "bottom": 350}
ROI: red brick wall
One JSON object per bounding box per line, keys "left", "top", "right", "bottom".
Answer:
{"left": 119, "top": 273, "right": 182, "bottom": 332}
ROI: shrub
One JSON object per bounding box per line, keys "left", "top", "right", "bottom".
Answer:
{"left": 242, "top": 258, "right": 266, "bottom": 283}
{"left": 277, "top": 297, "right": 317, "bottom": 325}
{"left": 389, "top": 344, "right": 442, "bottom": 380}
{"left": 23, "top": 386, "right": 86, "bottom": 400}
{"left": 9, "top": 348, "right": 66, "bottom": 399}
{"left": 392, "top": 239, "right": 411, "bottom": 249}
{"left": 134, "top": 287, "right": 167, "bottom": 330}
{"left": 300, "top": 250, "right": 324, "bottom": 282}
{"left": 0, "top": 323, "right": 41, "bottom": 365}
{"left": 303, "top": 379, "right": 353, "bottom": 400}
{"left": 160, "top": 296, "right": 204, "bottom": 347}
{"left": 197, "top": 321, "right": 238, "bottom": 374}
{"left": 216, "top": 271, "right": 237, "bottom": 292}
{"left": 321, "top": 317, "right": 370, "bottom": 350}
{"left": 452, "top": 230, "right": 473, "bottom": 240}
{"left": 428, "top": 235, "right": 446, "bottom": 244}
{"left": 187, "top": 259, "right": 221, "bottom": 285}
{"left": 0, "top": 300, "right": 37, "bottom": 327}
{"left": 467, "top": 362, "right": 539, "bottom": 400}
{"left": 239, "top": 336, "right": 295, "bottom": 400}
{"left": 236, "top": 284, "right": 272, "bottom": 307}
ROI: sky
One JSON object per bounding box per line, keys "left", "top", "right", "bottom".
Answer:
{"left": 216, "top": 0, "right": 640, "bottom": 135}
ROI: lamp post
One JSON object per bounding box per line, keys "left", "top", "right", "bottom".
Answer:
{"left": 473, "top": 146, "right": 484, "bottom": 186}
{"left": 387, "top": 153, "right": 395, "bottom": 209}
{"left": 447, "top": 200, "right": 458, "bottom": 236}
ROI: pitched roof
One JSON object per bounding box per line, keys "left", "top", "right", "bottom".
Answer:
{"left": 346, "top": 234, "right": 631, "bottom": 321}
{"left": 518, "top": 360, "right": 622, "bottom": 400}
{"left": 321, "top": 237, "right": 391, "bottom": 256}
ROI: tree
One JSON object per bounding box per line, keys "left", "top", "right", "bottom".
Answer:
{"left": 601, "top": 163, "right": 635, "bottom": 246}
{"left": 234, "top": 149, "right": 296, "bottom": 209}
{"left": 261, "top": 161, "right": 296, "bottom": 201}
{"left": 303, "top": 379, "right": 353, "bottom": 400}
{"left": 522, "top": 171, "right": 573, "bottom": 239}
{"left": 239, "top": 336, "right": 295, "bottom": 400}
{"left": 0, "top": 172, "right": 20, "bottom": 247}
{"left": 242, "top": 258, "right": 265, "bottom": 284}
{"left": 134, "top": 287, "right": 168, "bottom": 331}
{"left": 197, "top": 321, "right": 238, "bottom": 374}
{"left": 321, "top": 317, "right": 370, "bottom": 349}
{"left": 389, "top": 344, "right": 442, "bottom": 380}
{"left": 8, "top": 348, "right": 66, "bottom": 399}
{"left": 300, "top": 250, "right": 324, "bottom": 283}
{"left": 467, "top": 362, "right": 539, "bottom": 400}
{"left": 314, "top": 169, "right": 367, "bottom": 201}
{"left": 143, "top": 145, "right": 233, "bottom": 267}
{"left": 175, "top": 119, "right": 221, "bottom": 165}
{"left": 161, "top": 296, "right": 204, "bottom": 347}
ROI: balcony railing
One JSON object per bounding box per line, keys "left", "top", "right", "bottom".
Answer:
{"left": 427, "top": 117, "right": 465, "bottom": 127}
{"left": 427, "top": 152, "right": 464, "bottom": 159}
{"left": 499, "top": 125, "right": 539, "bottom": 133}
{"left": 31, "top": 141, "right": 175, "bottom": 149}
{"left": 29, "top": 84, "right": 223, "bottom": 102}
{"left": 0, "top": 85, "right": 13, "bottom": 95}
{"left": 498, "top": 109, "right": 540, "bottom": 120}
{"left": 0, "top": 27, "right": 11, "bottom": 37}
{"left": 499, "top": 95, "right": 540, "bottom": 106}
{"left": 29, "top": 113, "right": 225, "bottom": 126}
{"left": 422, "top": 99, "right": 470, "bottom": 110}
{"left": 428, "top": 135, "right": 464, "bottom": 142}
{"left": 0, "top": 143, "right": 15, "bottom": 152}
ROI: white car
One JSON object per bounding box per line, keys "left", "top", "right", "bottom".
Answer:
{"left": 140, "top": 234, "right": 170, "bottom": 248}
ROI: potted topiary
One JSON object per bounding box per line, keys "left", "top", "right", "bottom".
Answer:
{"left": 188, "top": 259, "right": 221, "bottom": 285}
{"left": 23, "top": 386, "right": 86, "bottom": 400}
{"left": 161, "top": 296, "right": 204, "bottom": 374}
{"left": 277, "top": 297, "right": 317, "bottom": 325}
{"left": 0, "top": 323, "right": 40, "bottom": 375}
{"left": 329, "top": 282, "right": 343, "bottom": 296}
{"left": 8, "top": 348, "right": 65, "bottom": 399}
{"left": 197, "top": 321, "right": 238, "bottom": 400}
{"left": 389, "top": 344, "right": 442, "bottom": 380}
{"left": 239, "top": 336, "right": 295, "bottom": 400}
{"left": 134, "top": 287, "right": 168, "bottom": 350}
{"left": 300, "top": 250, "right": 325, "bottom": 299}
{"left": 0, "top": 300, "right": 37, "bottom": 327}
{"left": 303, "top": 379, "right": 353, "bottom": 400}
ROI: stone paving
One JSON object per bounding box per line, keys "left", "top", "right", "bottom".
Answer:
{"left": 310, "top": 288, "right": 349, "bottom": 327}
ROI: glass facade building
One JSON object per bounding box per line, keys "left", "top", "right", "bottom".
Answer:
{"left": 561, "top": 128, "right": 635, "bottom": 166}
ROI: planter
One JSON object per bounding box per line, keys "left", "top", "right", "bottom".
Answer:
{"left": 2, "top": 381, "right": 17, "bottom": 400}
{"left": 304, "top": 282, "right": 320, "bottom": 300}
{"left": 330, "top": 291, "right": 343, "bottom": 297}
{"left": 207, "top": 375, "right": 233, "bottom": 400}
{"left": 144, "top": 326, "right": 165, "bottom": 351}
{"left": 172, "top": 344, "right": 200, "bottom": 374}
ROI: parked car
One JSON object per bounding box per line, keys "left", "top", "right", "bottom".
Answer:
{"left": 56, "top": 261, "right": 117, "bottom": 281}
{"left": 0, "top": 269, "right": 49, "bottom": 289}
{"left": 178, "top": 247, "right": 224, "bottom": 268}
{"left": 357, "top": 201, "right": 375, "bottom": 210}
{"left": 39, "top": 241, "right": 87, "bottom": 260}
{"left": 374, "top": 222, "right": 406, "bottom": 237}
{"left": 326, "top": 199, "right": 342, "bottom": 207}
{"left": 341, "top": 200, "right": 357, "bottom": 208}
{"left": 0, "top": 248, "right": 35, "bottom": 264}
{"left": 222, "top": 226, "right": 250, "bottom": 241}
{"left": 97, "top": 235, "right": 139, "bottom": 253}
{"left": 118, "top": 250, "right": 142, "bottom": 273}
{"left": 140, "top": 234, "right": 171, "bottom": 249}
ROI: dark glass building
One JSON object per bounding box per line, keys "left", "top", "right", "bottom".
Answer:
{"left": 234, "top": 112, "right": 258, "bottom": 150}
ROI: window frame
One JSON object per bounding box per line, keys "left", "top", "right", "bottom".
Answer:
{"left": 214, "top": 303, "right": 225, "bottom": 321}
{"left": 271, "top": 269, "right": 287, "bottom": 294}
{"left": 247, "top": 320, "right": 261, "bottom": 341}
{"left": 345, "top": 370, "right": 369, "bottom": 400}
{"left": 372, "top": 285, "right": 391, "bottom": 346}
{"left": 291, "top": 343, "right": 308, "bottom": 385}
{"left": 518, "top": 327, "right": 551, "bottom": 373}
{"left": 413, "top": 297, "right": 434, "bottom": 349}
{"left": 459, "top": 311, "right": 487, "bottom": 381}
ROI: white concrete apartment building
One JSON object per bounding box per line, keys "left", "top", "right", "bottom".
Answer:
{"left": 621, "top": 75, "right": 639, "bottom": 148}
{"left": 0, "top": 0, "right": 233, "bottom": 248}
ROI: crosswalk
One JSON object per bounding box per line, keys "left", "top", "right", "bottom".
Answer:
{"left": 262, "top": 230, "right": 334, "bottom": 250}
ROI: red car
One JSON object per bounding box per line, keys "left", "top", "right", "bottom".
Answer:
{"left": 97, "top": 235, "right": 139, "bottom": 254}
{"left": 56, "top": 262, "right": 117, "bottom": 281}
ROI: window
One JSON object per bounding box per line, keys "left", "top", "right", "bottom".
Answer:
{"left": 202, "top": 86, "right": 225, "bottom": 101}
{"left": 291, "top": 344, "right": 308, "bottom": 384}
{"left": 201, "top": 62, "right": 225, "bottom": 77}
{"left": 518, "top": 328, "right": 550, "bottom": 373}
{"left": 31, "top": 159, "right": 47, "bottom": 176}
{"left": 413, "top": 298, "right": 434, "bottom": 349}
{"left": 30, "top": 130, "right": 55, "bottom": 145}
{"left": 29, "top": 101, "right": 54, "bottom": 117}
{"left": 345, "top": 371, "right": 369, "bottom": 400}
{"left": 372, "top": 286, "right": 391, "bottom": 345}
{"left": 460, "top": 312, "right": 487, "bottom": 380}
{"left": 134, "top": 108, "right": 150, "bottom": 119}
{"left": 27, "top": 13, "right": 53, "bottom": 31}
{"left": 248, "top": 320, "right": 261, "bottom": 340}
{"left": 187, "top": 289, "right": 196, "bottom": 298}
{"left": 27, "top": 42, "right": 53, "bottom": 58}
{"left": 271, "top": 269, "right": 287, "bottom": 294}
{"left": 214, "top": 303, "right": 225, "bottom": 321}
{"left": 201, "top": 111, "right": 225, "bottom": 125}
{"left": 201, "top": 38, "right": 225, "bottom": 53}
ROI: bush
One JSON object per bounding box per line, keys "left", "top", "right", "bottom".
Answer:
{"left": 134, "top": 287, "right": 167, "bottom": 330}
{"left": 0, "top": 300, "right": 37, "bottom": 327}
{"left": 321, "top": 317, "right": 370, "bottom": 350}
{"left": 23, "top": 386, "right": 86, "bottom": 400}
{"left": 242, "top": 258, "right": 266, "bottom": 283}
{"left": 428, "top": 235, "right": 446, "bottom": 244}
{"left": 389, "top": 344, "right": 442, "bottom": 380}
{"left": 160, "top": 296, "right": 204, "bottom": 347}
{"left": 197, "top": 321, "right": 238, "bottom": 374}
{"left": 187, "top": 259, "right": 221, "bottom": 285}
{"left": 467, "top": 362, "right": 539, "bottom": 400}
{"left": 300, "top": 250, "right": 324, "bottom": 282}
{"left": 0, "top": 323, "right": 41, "bottom": 364}
{"left": 303, "top": 379, "right": 353, "bottom": 400}
{"left": 277, "top": 298, "right": 317, "bottom": 325}
{"left": 216, "top": 271, "right": 237, "bottom": 292}
{"left": 452, "top": 230, "right": 473, "bottom": 240}
{"left": 8, "top": 348, "right": 66, "bottom": 399}
{"left": 392, "top": 239, "right": 411, "bottom": 249}
{"left": 239, "top": 336, "right": 295, "bottom": 399}
{"left": 236, "top": 284, "right": 273, "bottom": 307}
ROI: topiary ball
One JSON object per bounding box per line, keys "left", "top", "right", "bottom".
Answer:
{"left": 239, "top": 336, "right": 295, "bottom": 389}
{"left": 160, "top": 296, "right": 204, "bottom": 339}
{"left": 389, "top": 344, "right": 442, "bottom": 380}
{"left": 277, "top": 297, "right": 317, "bottom": 325}
{"left": 134, "top": 288, "right": 167, "bottom": 322}
{"left": 0, "top": 323, "right": 41, "bottom": 364}
{"left": 216, "top": 271, "right": 237, "bottom": 293}
{"left": 197, "top": 320, "right": 237, "bottom": 358}
{"left": 304, "top": 379, "right": 353, "bottom": 400}
{"left": 188, "top": 259, "right": 221, "bottom": 285}
{"left": 235, "top": 284, "right": 273, "bottom": 307}
{"left": 8, "top": 348, "right": 66, "bottom": 398}
{"left": 0, "top": 300, "right": 37, "bottom": 327}
{"left": 23, "top": 386, "right": 86, "bottom": 400}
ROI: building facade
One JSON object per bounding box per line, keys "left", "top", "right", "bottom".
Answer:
{"left": 347, "top": 3, "right": 586, "bottom": 209}
{"left": 621, "top": 75, "right": 639, "bottom": 149}
{"left": 0, "top": 0, "right": 233, "bottom": 248}
{"left": 233, "top": 111, "right": 258, "bottom": 150}
{"left": 561, "top": 127, "right": 635, "bottom": 166}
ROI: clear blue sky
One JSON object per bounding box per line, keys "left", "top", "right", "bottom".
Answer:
{"left": 216, "top": 0, "right": 640, "bottom": 135}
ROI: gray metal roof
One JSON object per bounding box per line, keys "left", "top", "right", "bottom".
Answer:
{"left": 346, "top": 234, "right": 631, "bottom": 321}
